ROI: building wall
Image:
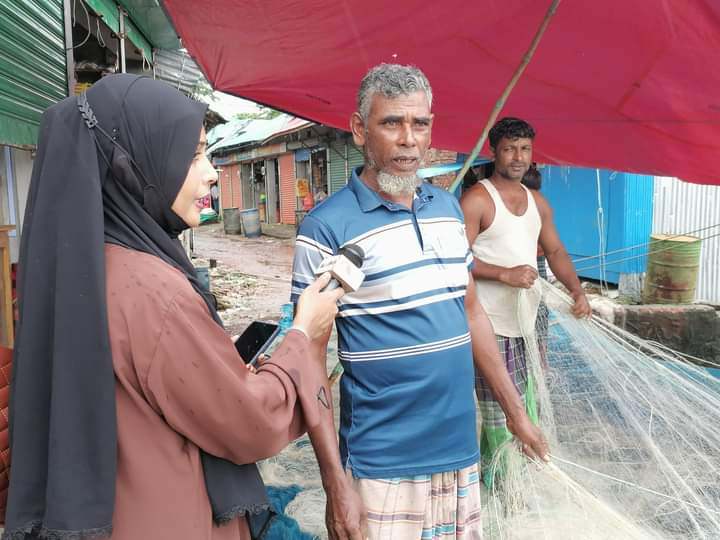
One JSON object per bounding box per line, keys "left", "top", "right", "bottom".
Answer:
{"left": 278, "top": 153, "right": 296, "bottom": 224}
{"left": 652, "top": 176, "right": 720, "bottom": 304}
{"left": 0, "top": 146, "right": 33, "bottom": 262}
{"left": 422, "top": 148, "right": 458, "bottom": 189}
{"left": 218, "top": 163, "right": 242, "bottom": 209}
{"left": 541, "top": 166, "right": 654, "bottom": 285}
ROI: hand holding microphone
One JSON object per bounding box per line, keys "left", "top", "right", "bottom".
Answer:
{"left": 294, "top": 244, "right": 366, "bottom": 341}
{"left": 313, "top": 244, "right": 366, "bottom": 293}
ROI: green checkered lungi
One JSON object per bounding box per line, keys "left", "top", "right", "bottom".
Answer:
{"left": 475, "top": 335, "right": 538, "bottom": 488}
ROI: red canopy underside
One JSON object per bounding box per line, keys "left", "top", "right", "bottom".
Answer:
{"left": 163, "top": 0, "right": 720, "bottom": 185}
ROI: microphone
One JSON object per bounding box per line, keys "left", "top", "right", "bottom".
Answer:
{"left": 314, "top": 244, "right": 365, "bottom": 293}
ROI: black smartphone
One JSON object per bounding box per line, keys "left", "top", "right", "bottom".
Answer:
{"left": 234, "top": 321, "right": 281, "bottom": 366}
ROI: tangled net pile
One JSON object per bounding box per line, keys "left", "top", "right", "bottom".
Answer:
{"left": 259, "top": 280, "right": 720, "bottom": 539}
{"left": 485, "top": 280, "right": 720, "bottom": 539}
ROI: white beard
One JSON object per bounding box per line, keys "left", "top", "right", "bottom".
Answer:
{"left": 377, "top": 171, "right": 421, "bottom": 195}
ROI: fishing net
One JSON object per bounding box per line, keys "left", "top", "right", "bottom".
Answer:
{"left": 484, "top": 279, "right": 720, "bottom": 539}
{"left": 259, "top": 281, "right": 720, "bottom": 539}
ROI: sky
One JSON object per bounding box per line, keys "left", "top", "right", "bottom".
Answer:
{"left": 203, "top": 91, "right": 263, "bottom": 119}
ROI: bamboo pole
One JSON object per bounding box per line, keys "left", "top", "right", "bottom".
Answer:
{"left": 448, "top": 0, "right": 562, "bottom": 195}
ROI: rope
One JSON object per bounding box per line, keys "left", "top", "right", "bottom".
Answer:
{"left": 573, "top": 230, "right": 720, "bottom": 273}
{"left": 96, "top": 18, "right": 106, "bottom": 48}
{"left": 595, "top": 168, "right": 608, "bottom": 293}
{"left": 571, "top": 223, "right": 720, "bottom": 265}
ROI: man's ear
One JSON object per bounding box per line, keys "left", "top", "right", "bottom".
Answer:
{"left": 428, "top": 113, "right": 434, "bottom": 148}
{"left": 350, "top": 112, "right": 366, "bottom": 147}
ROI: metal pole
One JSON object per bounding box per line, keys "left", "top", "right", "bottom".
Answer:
{"left": 118, "top": 7, "right": 127, "bottom": 73}
{"left": 448, "top": 0, "right": 562, "bottom": 195}
{"left": 62, "top": 0, "right": 75, "bottom": 95}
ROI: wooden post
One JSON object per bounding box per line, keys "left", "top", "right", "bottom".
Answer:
{"left": 0, "top": 226, "right": 15, "bottom": 348}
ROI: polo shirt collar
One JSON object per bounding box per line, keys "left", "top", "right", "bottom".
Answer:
{"left": 349, "top": 167, "right": 434, "bottom": 213}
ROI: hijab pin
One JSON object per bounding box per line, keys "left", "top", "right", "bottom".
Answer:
{"left": 76, "top": 93, "right": 98, "bottom": 129}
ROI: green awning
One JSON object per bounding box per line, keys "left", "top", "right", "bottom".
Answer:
{"left": 84, "top": 0, "right": 154, "bottom": 61}
{"left": 117, "top": 0, "right": 181, "bottom": 50}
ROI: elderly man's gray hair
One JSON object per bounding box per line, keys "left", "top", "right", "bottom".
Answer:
{"left": 357, "top": 64, "right": 433, "bottom": 121}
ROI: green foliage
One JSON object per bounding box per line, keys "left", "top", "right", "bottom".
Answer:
{"left": 234, "top": 106, "right": 282, "bottom": 120}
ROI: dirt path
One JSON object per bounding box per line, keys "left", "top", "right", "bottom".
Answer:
{"left": 192, "top": 224, "right": 295, "bottom": 336}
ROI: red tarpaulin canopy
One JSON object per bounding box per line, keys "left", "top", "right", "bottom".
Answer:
{"left": 162, "top": 0, "right": 720, "bottom": 185}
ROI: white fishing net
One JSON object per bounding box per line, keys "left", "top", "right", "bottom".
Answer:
{"left": 259, "top": 281, "right": 720, "bottom": 539}
{"left": 484, "top": 279, "right": 720, "bottom": 539}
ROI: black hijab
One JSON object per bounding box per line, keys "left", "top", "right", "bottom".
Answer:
{"left": 4, "top": 74, "right": 273, "bottom": 539}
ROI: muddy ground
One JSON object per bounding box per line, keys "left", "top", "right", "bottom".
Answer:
{"left": 192, "top": 223, "right": 295, "bottom": 336}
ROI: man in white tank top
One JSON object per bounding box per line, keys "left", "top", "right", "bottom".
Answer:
{"left": 460, "top": 117, "right": 591, "bottom": 488}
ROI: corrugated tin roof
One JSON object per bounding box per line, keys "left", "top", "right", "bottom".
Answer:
{"left": 208, "top": 115, "right": 312, "bottom": 155}
{"left": 206, "top": 119, "right": 248, "bottom": 147}
{"left": 153, "top": 49, "right": 207, "bottom": 97}
{"left": 261, "top": 116, "right": 312, "bottom": 144}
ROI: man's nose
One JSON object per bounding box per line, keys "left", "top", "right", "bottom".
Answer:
{"left": 398, "top": 123, "right": 416, "bottom": 147}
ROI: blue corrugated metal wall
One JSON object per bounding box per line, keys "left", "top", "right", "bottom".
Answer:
{"left": 541, "top": 166, "right": 654, "bottom": 283}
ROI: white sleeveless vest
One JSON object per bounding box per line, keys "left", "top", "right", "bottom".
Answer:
{"left": 472, "top": 179, "right": 541, "bottom": 337}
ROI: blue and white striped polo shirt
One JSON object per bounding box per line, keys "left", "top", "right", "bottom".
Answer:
{"left": 291, "top": 168, "right": 479, "bottom": 478}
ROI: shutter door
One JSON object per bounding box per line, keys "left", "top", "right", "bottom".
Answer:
{"left": 328, "top": 140, "right": 346, "bottom": 195}
{"left": 347, "top": 142, "right": 364, "bottom": 173}
{"left": 328, "top": 139, "right": 365, "bottom": 194}
{"left": 0, "top": 0, "right": 67, "bottom": 146}
{"left": 278, "top": 153, "right": 296, "bottom": 224}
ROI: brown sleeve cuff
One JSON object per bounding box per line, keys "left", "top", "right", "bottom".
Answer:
{"left": 260, "top": 329, "right": 326, "bottom": 429}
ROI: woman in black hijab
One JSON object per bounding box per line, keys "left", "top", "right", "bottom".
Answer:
{"left": 4, "top": 74, "right": 341, "bottom": 539}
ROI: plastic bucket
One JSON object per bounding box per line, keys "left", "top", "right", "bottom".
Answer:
{"left": 642, "top": 234, "right": 702, "bottom": 304}
{"left": 240, "top": 208, "right": 261, "bottom": 238}
{"left": 223, "top": 208, "right": 242, "bottom": 234}
{"left": 195, "top": 266, "right": 211, "bottom": 291}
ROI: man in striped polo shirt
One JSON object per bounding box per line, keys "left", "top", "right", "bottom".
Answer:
{"left": 291, "top": 64, "right": 548, "bottom": 540}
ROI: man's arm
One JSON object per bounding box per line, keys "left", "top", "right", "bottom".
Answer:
{"left": 305, "top": 339, "right": 366, "bottom": 540}
{"left": 290, "top": 215, "right": 366, "bottom": 540}
{"left": 534, "top": 193, "right": 591, "bottom": 318}
{"left": 460, "top": 187, "right": 538, "bottom": 288}
{"left": 464, "top": 278, "right": 549, "bottom": 460}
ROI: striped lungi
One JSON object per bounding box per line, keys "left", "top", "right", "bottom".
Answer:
{"left": 351, "top": 463, "right": 482, "bottom": 539}
{"left": 476, "top": 335, "right": 538, "bottom": 489}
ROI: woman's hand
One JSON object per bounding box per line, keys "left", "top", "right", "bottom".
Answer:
{"left": 293, "top": 273, "right": 345, "bottom": 342}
